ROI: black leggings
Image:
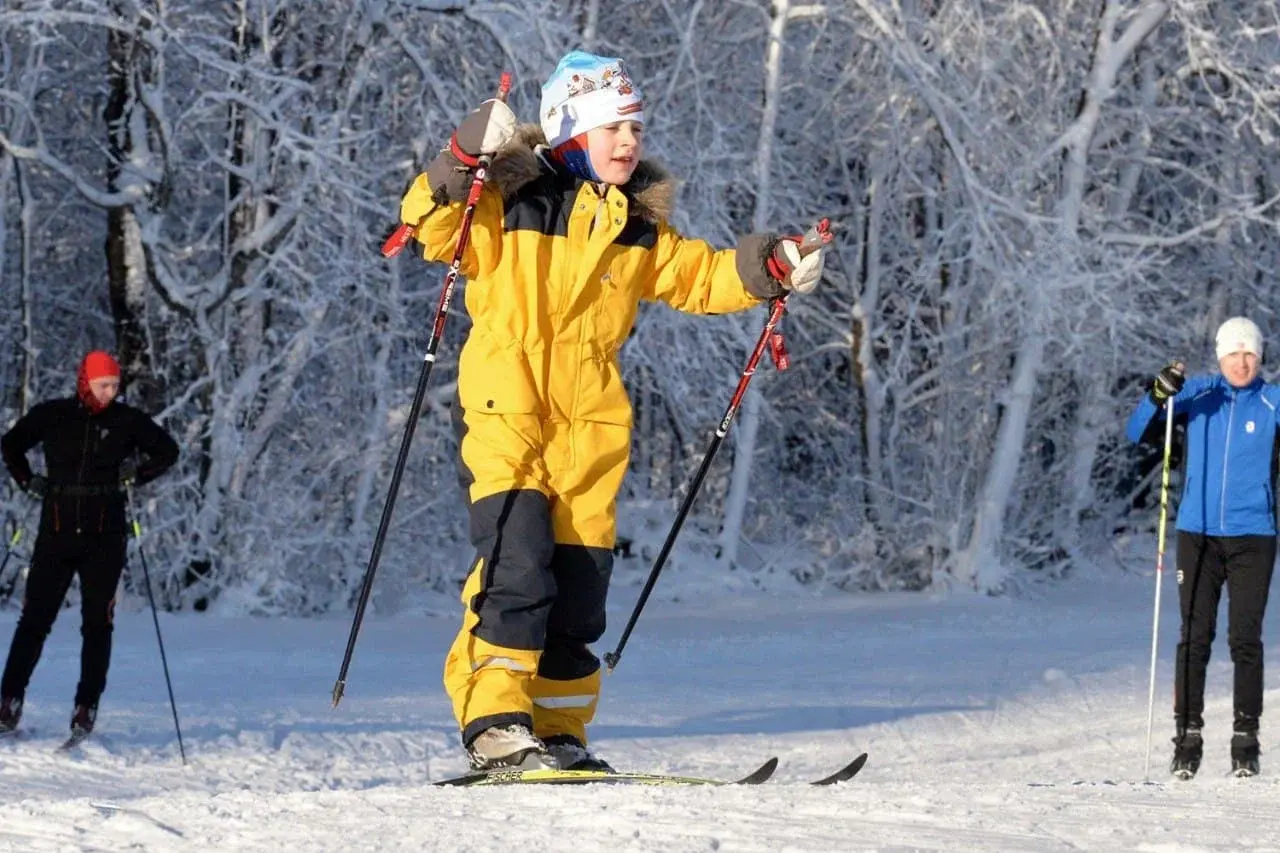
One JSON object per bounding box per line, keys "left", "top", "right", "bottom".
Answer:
{"left": 0, "top": 531, "right": 127, "bottom": 708}
{"left": 1174, "top": 531, "right": 1277, "bottom": 733}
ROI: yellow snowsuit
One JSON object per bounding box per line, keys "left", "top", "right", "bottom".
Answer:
{"left": 401, "top": 131, "right": 774, "bottom": 747}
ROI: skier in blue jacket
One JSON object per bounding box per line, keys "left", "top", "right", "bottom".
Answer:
{"left": 1127, "top": 316, "right": 1279, "bottom": 779}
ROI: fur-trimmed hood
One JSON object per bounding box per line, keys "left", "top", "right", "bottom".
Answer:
{"left": 484, "top": 124, "right": 675, "bottom": 224}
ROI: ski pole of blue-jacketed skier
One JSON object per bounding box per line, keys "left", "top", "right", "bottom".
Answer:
{"left": 125, "top": 484, "right": 186, "bottom": 765}
{"left": 1143, "top": 393, "right": 1177, "bottom": 781}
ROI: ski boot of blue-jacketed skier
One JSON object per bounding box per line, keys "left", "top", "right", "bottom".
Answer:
{"left": 1170, "top": 728, "right": 1203, "bottom": 780}
{"left": 401, "top": 51, "right": 828, "bottom": 773}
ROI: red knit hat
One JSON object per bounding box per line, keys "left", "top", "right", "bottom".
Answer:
{"left": 77, "top": 350, "right": 121, "bottom": 413}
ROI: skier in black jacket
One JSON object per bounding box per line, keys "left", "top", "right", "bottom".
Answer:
{"left": 0, "top": 351, "right": 178, "bottom": 737}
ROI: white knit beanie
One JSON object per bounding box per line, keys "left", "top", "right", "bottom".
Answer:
{"left": 1215, "top": 316, "right": 1263, "bottom": 360}
{"left": 540, "top": 51, "right": 645, "bottom": 150}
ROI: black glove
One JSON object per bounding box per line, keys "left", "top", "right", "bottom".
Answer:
{"left": 1151, "top": 361, "right": 1185, "bottom": 403}
{"left": 25, "top": 475, "right": 47, "bottom": 499}
{"left": 120, "top": 459, "right": 139, "bottom": 487}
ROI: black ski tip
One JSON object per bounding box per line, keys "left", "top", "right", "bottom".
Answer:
{"left": 734, "top": 757, "right": 779, "bottom": 785}
{"left": 811, "top": 752, "right": 868, "bottom": 786}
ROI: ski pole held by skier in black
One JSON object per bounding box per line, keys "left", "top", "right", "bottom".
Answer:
{"left": 125, "top": 484, "right": 187, "bottom": 765}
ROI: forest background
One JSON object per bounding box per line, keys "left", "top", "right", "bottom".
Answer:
{"left": 1, "top": 0, "right": 1277, "bottom": 615}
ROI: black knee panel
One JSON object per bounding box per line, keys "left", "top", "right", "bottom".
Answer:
{"left": 468, "top": 489, "right": 557, "bottom": 651}
{"left": 538, "top": 639, "right": 600, "bottom": 681}
{"left": 545, "top": 545, "right": 613, "bottom": 643}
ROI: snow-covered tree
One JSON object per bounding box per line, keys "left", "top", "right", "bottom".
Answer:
{"left": 1, "top": 0, "right": 1277, "bottom": 611}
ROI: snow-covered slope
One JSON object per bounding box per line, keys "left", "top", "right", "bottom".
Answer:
{"left": 0, "top": 568, "right": 1274, "bottom": 852}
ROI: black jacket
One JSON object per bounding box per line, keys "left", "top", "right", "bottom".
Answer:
{"left": 1, "top": 397, "right": 179, "bottom": 535}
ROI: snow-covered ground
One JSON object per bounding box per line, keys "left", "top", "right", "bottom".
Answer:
{"left": 0, "top": 560, "right": 1277, "bottom": 852}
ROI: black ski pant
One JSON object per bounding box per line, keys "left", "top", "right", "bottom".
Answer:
{"left": 1174, "top": 531, "right": 1276, "bottom": 734}
{"left": 0, "top": 530, "right": 127, "bottom": 709}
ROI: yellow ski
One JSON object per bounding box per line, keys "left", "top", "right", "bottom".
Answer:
{"left": 435, "top": 757, "right": 779, "bottom": 787}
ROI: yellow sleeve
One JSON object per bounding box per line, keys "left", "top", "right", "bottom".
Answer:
{"left": 643, "top": 221, "right": 763, "bottom": 315}
{"left": 399, "top": 173, "right": 505, "bottom": 278}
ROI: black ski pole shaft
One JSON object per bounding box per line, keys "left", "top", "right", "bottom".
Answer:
{"left": 126, "top": 485, "right": 187, "bottom": 765}
{"left": 604, "top": 299, "right": 786, "bottom": 673}
{"left": 604, "top": 219, "right": 833, "bottom": 673}
{"left": 332, "top": 72, "right": 512, "bottom": 708}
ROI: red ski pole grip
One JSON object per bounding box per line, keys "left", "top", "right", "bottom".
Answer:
{"left": 381, "top": 223, "right": 415, "bottom": 258}
{"left": 799, "top": 218, "right": 834, "bottom": 255}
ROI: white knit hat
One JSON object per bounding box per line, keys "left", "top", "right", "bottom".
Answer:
{"left": 1215, "top": 316, "right": 1263, "bottom": 360}
{"left": 540, "top": 51, "right": 645, "bottom": 150}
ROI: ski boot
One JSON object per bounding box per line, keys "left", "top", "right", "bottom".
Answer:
{"left": 466, "top": 723, "right": 557, "bottom": 771}
{"left": 1170, "top": 728, "right": 1202, "bottom": 780}
{"left": 1231, "top": 731, "right": 1260, "bottom": 778}
{"left": 70, "top": 704, "right": 96, "bottom": 737}
{"left": 0, "top": 697, "right": 22, "bottom": 735}
{"left": 544, "top": 734, "right": 615, "bottom": 772}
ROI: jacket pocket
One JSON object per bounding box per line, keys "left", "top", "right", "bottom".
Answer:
{"left": 456, "top": 330, "right": 542, "bottom": 414}
{"left": 574, "top": 355, "right": 633, "bottom": 427}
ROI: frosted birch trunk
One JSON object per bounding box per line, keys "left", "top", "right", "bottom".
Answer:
{"left": 718, "top": 0, "right": 791, "bottom": 568}
{"left": 953, "top": 0, "right": 1168, "bottom": 589}
{"left": 2, "top": 154, "right": 35, "bottom": 415}
{"left": 853, "top": 156, "right": 891, "bottom": 529}
{"left": 954, "top": 325, "right": 1046, "bottom": 590}
{"left": 104, "top": 5, "right": 167, "bottom": 412}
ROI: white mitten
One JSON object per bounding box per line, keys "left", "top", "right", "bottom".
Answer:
{"left": 773, "top": 238, "right": 826, "bottom": 295}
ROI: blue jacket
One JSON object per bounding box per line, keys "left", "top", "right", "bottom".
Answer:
{"left": 1127, "top": 375, "right": 1280, "bottom": 536}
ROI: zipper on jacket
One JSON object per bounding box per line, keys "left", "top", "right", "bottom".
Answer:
{"left": 76, "top": 413, "right": 92, "bottom": 534}
{"left": 592, "top": 193, "right": 608, "bottom": 237}
{"left": 1220, "top": 391, "right": 1236, "bottom": 531}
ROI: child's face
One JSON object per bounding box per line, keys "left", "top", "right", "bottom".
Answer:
{"left": 587, "top": 120, "right": 644, "bottom": 185}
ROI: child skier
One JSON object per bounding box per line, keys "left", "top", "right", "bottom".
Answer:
{"left": 399, "top": 50, "right": 828, "bottom": 771}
